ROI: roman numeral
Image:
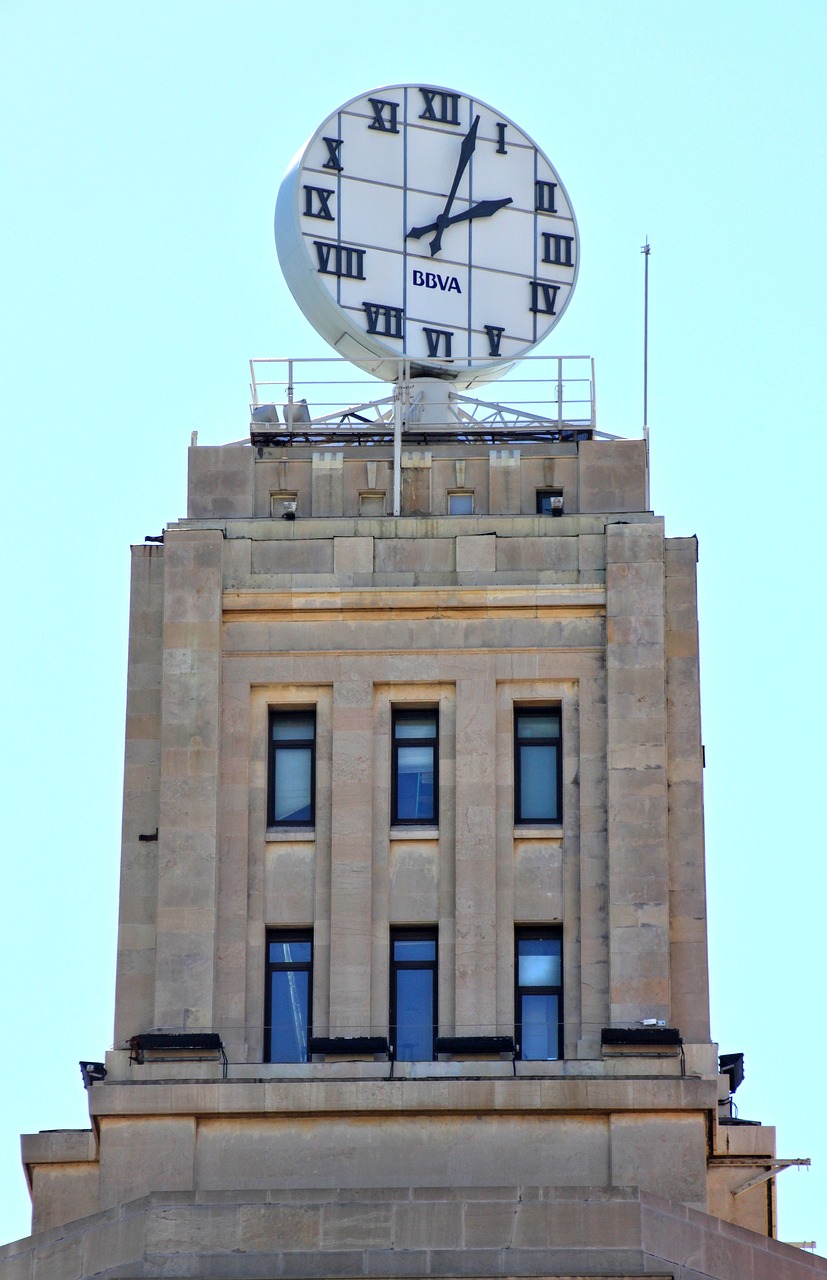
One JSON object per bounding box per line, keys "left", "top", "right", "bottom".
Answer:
{"left": 535, "top": 180, "right": 558, "bottom": 212}
{"left": 368, "top": 97, "right": 400, "bottom": 133}
{"left": 529, "top": 281, "right": 560, "bottom": 315}
{"left": 322, "top": 137, "right": 343, "bottom": 171}
{"left": 419, "top": 88, "right": 460, "bottom": 125}
{"left": 541, "top": 233, "right": 574, "bottom": 266}
{"left": 484, "top": 325, "right": 505, "bottom": 356}
{"left": 303, "top": 186, "right": 335, "bottom": 220}
{"left": 495, "top": 123, "right": 508, "bottom": 154}
{"left": 423, "top": 327, "right": 453, "bottom": 358}
{"left": 314, "top": 241, "right": 366, "bottom": 280}
{"left": 364, "top": 302, "right": 404, "bottom": 338}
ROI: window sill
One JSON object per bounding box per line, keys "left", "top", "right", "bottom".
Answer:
{"left": 265, "top": 827, "right": 316, "bottom": 842}
{"left": 390, "top": 825, "right": 439, "bottom": 840}
{"left": 513, "top": 825, "right": 564, "bottom": 839}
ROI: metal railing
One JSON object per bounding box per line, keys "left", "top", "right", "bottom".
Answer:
{"left": 248, "top": 353, "right": 599, "bottom": 446}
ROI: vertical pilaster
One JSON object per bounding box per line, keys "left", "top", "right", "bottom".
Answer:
{"left": 454, "top": 666, "right": 497, "bottom": 1036}
{"left": 665, "top": 538, "right": 710, "bottom": 1041}
{"left": 153, "top": 529, "right": 223, "bottom": 1030}
{"left": 606, "top": 522, "right": 670, "bottom": 1025}
{"left": 114, "top": 545, "right": 165, "bottom": 1044}
{"left": 328, "top": 675, "right": 374, "bottom": 1036}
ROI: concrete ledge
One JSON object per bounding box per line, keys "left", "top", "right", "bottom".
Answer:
{"left": 2, "top": 1185, "right": 825, "bottom": 1280}
{"left": 86, "top": 1073, "right": 717, "bottom": 1117}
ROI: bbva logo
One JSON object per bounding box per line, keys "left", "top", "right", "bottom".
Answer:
{"left": 412, "top": 269, "right": 462, "bottom": 294}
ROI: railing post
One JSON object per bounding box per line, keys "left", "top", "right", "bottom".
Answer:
{"left": 286, "top": 359, "right": 294, "bottom": 430}
{"left": 393, "top": 368, "right": 404, "bottom": 517}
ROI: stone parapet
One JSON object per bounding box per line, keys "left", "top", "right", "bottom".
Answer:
{"left": 2, "top": 1185, "right": 825, "bottom": 1280}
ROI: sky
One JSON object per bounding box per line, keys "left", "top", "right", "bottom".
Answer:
{"left": 1, "top": 0, "right": 826, "bottom": 1253}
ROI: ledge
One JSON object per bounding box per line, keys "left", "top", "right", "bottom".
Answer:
{"left": 87, "top": 1071, "right": 717, "bottom": 1118}
{"left": 265, "top": 827, "right": 316, "bottom": 842}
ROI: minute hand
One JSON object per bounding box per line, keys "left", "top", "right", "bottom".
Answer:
{"left": 407, "top": 197, "right": 514, "bottom": 242}
{"left": 424, "top": 114, "right": 480, "bottom": 256}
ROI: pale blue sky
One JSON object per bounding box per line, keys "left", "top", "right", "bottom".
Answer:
{"left": 1, "top": 0, "right": 826, "bottom": 1251}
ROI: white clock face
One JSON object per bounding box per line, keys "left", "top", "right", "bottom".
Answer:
{"left": 275, "top": 84, "right": 579, "bottom": 386}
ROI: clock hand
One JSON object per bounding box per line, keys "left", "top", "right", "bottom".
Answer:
{"left": 424, "top": 114, "right": 480, "bottom": 256}
{"left": 407, "top": 196, "right": 514, "bottom": 241}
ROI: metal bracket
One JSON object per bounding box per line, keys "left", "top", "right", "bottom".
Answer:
{"left": 733, "top": 1158, "right": 811, "bottom": 1195}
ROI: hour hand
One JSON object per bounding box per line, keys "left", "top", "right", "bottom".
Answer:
{"left": 407, "top": 197, "right": 513, "bottom": 249}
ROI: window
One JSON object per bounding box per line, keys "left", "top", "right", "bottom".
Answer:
{"left": 392, "top": 709, "right": 438, "bottom": 825}
{"left": 265, "top": 930, "right": 312, "bottom": 1062}
{"left": 359, "top": 490, "right": 386, "bottom": 516}
{"left": 390, "top": 928, "right": 437, "bottom": 1061}
{"left": 268, "top": 710, "right": 316, "bottom": 826}
{"left": 448, "top": 490, "right": 474, "bottom": 515}
{"left": 515, "top": 928, "right": 562, "bottom": 1060}
{"left": 536, "top": 488, "right": 563, "bottom": 516}
{"left": 270, "top": 490, "right": 299, "bottom": 518}
{"left": 514, "top": 706, "right": 561, "bottom": 824}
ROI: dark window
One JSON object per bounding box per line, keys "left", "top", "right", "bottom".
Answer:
{"left": 515, "top": 928, "right": 563, "bottom": 1060}
{"left": 392, "top": 709, "right": 438, "bottom": 825}
{"left": 536, "top": 488, "right": 563, "bottom": 515}
{"left": 514, "top": 707, "right": 561, "bottom": 824}
{"left": 390, "top": 928, "right": 437, "bottom": 1061}
{"left": 264, "top": 930, "right": 312, "bottom": 1062}
{"left": 268, "top": 710, "right": 315, "bottom": 826}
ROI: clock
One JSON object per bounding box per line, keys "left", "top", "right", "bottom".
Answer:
{"left": 275, "top": 84, "right": 579, "bottom": 387}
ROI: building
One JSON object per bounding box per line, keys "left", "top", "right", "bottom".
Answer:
{"left": 1, "top": 359, "right": 823, "bottom": 1279}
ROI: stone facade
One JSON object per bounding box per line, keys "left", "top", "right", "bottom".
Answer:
{"left": 4, "top": 431, "right": 823, "bottom": 1279}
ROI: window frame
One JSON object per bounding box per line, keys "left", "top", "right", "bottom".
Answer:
{"left": 264, "top": 928, "right": 313, "bottom": 1063}
{"left": 513, "top": 705, "right": 562, "bottom": 825}
{"left": 536, "top": 488, "right": 564, "bottom": 516}
{"left": 268, "top": 708, "right": 316, "bottom": 828}
{"left": 391, "top": 707, "right": 439, "bottom": 826}
{"left": 447, "top": 490, "right": 474, "bottom": 515}
{"left": 514, "top": 926, "right": 563, "bottom": 1061}
{"left": 389, "top": 926, "right": 438, "bottom": 1062}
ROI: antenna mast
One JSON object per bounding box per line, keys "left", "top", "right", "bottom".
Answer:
{"left": 641, "top": 237, "right": 651, "bottom": 432}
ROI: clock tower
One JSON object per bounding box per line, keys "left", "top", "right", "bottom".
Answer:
{"left": 1, "top": 85, "right": 822, "bottom": 1280}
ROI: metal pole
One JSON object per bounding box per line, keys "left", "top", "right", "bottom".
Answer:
{"left": 392, "top": 363, "right": 404, "bottom": 516}
{"left": 641, "top": 237, "right": 650, "bottom": 431}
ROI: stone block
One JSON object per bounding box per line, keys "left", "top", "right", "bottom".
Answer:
{"left": 321, "top": 1203, "right": 393, "bottom": 1248}
{"left": 455, "top": 534, "right": 495, "bottom": 573}
{"left": 312, "top": 450, "right": 344, "bottom": 517}
{"left": 98, "top": 1118, "right": 196, "bottom": 1211}
{"left": 393, "top": 1201, "right": 462, "bottom": 1249}
{"left": 488, "top": 448, "right": 521, "bottom": 514}
{"left": 238, "top": 1204, "right": 321, "bottom": 1251}
{"left": 579, "top": 439, "right": 648, "bottom": 514}
{"left": 334, "top": 536, "right": 373, "bottom": 575}
{"left": 251, "top": 539, "right": 334, "bottom": 574}
{"left": 188, "top": 445, "right": 254, "bottom": 519}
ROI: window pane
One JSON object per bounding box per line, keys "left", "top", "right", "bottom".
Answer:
{"left": 269, "top": 939, "right": 311, "bottom": 964}
{"left": 519, "top": 744, "right": 558, "bottom": 820}
{"left": 393, "top": 938, "right": 437, "bottom": 962}
{"left": 448, "top": 492, "right": 473, "bottom": 514}
{"left": 521, "top": 993, "right": 559, "bottom": 1060}
{"left": 268, "top": 969, "right": 309, "bottom": 1062}
{"left": 394, "top": 715, "right": 437, "bottom": 740}
{"left": 272, "top": 714, "right": 314, "bottom": 742}
{"left": 274, "top": 746, "right": 312, "bottom": 822}
{"left": 517, "top": 713, "right": 559, "bottom": 740}
{"left": 396, "top": 745, "right": 435, "bottom": 820}
{"left": 518, "top": 938, "right": 562, "bottom": 987}
{"left": 394, "top": 968, "right": 434, "bottom": 1060}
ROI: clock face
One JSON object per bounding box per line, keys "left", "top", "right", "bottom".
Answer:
{"left": 275, "top": 84, "right": 579, "bottom": 386}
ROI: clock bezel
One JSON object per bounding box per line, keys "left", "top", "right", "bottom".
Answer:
{"left": 275, "top": 84, "right": 580, "bottom": 387}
